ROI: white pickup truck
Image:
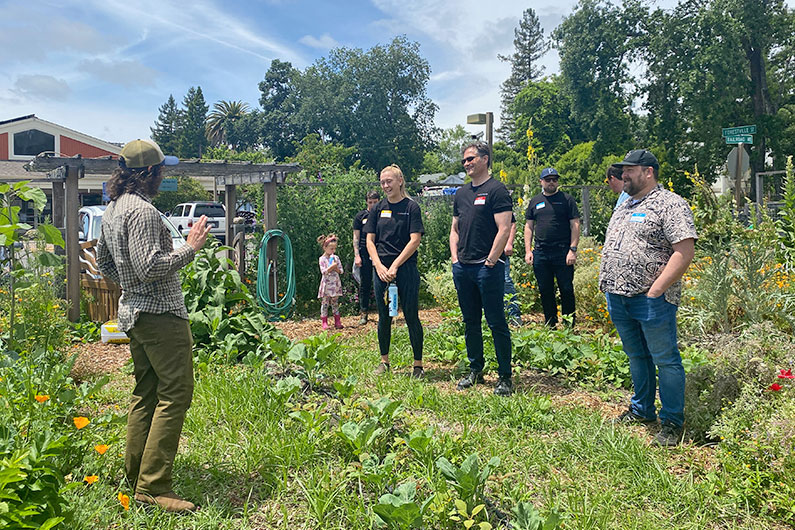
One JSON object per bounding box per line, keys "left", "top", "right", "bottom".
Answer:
{"left": 167, "top": 202, "right": 226, "bottom": 242}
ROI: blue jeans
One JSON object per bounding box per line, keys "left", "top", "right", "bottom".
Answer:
{"left": 452, "top": 261, "right": 512, "bottom": 378}
{"left": 504, "top": 257, "right": 521, "bottom": 320}
{"left": 606, "top": 293, "right": 685, "bottom": 427}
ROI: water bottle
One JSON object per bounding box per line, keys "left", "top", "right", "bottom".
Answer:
{"left": 388, "top": 283, "right": 398, "bottom": 317}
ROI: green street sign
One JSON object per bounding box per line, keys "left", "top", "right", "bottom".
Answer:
{"left": 725, "top": 134, "right": 753, "bottom": 144}
{"left": 158, "top": 178, "right": 178, "bottom": 192}
{"left": 722, "top": 125, "right": 756, "bottom": 136}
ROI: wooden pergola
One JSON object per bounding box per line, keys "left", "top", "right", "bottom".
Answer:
{"left": 25, "top": 155, "right": 301, "bottom": 321}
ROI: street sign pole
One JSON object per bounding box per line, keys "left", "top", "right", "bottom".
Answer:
{"left": 735, "top": 143, "right": 744, "bottom": 209}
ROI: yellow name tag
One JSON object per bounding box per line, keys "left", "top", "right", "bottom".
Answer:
{"left": 381, "top": 210, "right": 392, "bottom": 218}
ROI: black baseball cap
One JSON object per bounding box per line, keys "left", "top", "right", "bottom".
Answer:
{"left": 612, "top": 149, "right": 659, "bottom": 170}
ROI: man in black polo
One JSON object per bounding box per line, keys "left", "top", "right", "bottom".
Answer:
{"left": 450, "top": 141, "right": 514, "bottom": 396}
{"left": 353, "top": 190, "right": 380, "bottom": 325}
{"left": 524, "top": 167, "right": 580, "bottom": 327}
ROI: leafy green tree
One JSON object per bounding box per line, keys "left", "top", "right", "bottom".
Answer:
{"left": 150, "top": 95, "right": 181, "bottom": 156}
{"left": 259, "top": 59, "right": 302, "bottom": 160}
{"left": 152, "top": 176, "right": 211, "bottom": 213}
{"left": 295, "top": 36, "right": 437, "bottom": 176}
{"left": 206, "top": 100, "right": 250, "bottom": 148}
{"left": 179, "top": 86, "right": 209, "bottom": 158}
{"left": 287, "top": 133, "right": 357, "bottom": 180}
{"left": 498, "top": 8, "right": 548, "bottom": 143}
{"left": 420, "top": 125, "right": 471, "bottom": 176}
{"left": 226, "top": 111, "right": 264, "bottom": 152}
{"left": 553, "top": 0, "right": 642, "bottom": 161}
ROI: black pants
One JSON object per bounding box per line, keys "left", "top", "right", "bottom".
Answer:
{"left": 373, "top": 261, "right": 423, "bottom": 361}
{"left": 359, "top": 255, "right": 374, "bottom": 312}
{"left": 532, "top": 252, "right": 575, "bottom": 327}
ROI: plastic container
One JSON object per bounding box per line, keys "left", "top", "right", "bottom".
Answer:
{"left": 388, "top": 283, "right": 398, "bottom": 317}
{"left": 101, "top": 320, "right": 130, "bottom": 344}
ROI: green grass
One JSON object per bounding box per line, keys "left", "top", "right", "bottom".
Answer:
{"left": 67, "top": 326, "right": 785, "bottom": 529}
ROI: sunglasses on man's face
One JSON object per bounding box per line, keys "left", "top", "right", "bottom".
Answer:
{"left": 461, "top": 156, "right": 478, "bottom": 165}
{"left": 542, "top": 177, "right": 559, "bottom": 182}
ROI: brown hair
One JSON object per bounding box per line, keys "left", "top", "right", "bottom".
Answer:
{"left": 461, "top": 140, "right": 491, "bottom": 164}
{"left": 106, "top": 164, "right": 163, "bottom": 200}
{"left": 317, "top": 233, "right": 338, "bottom": 248}
{"left": 606, "top": 165, "right": 622, "bottom": 180}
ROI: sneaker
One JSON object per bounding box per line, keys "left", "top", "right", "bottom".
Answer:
{"left": 134, "top": 491, "right": 198, "bottom": 513}
{"left": 358, "top": 313, "right": 368, "bottom": 325}
{"left": 509, "top": 316, "right": 523, "bottom": 327}
{"left": 613, "top": 408, "right": 656, "bottom": 426}
{"left": 373, "top": 362, "right": 390, "bottom": 375}
{"left": 456, "top": 371, "right": 484, "bottom": 390}
{"left": 494, "top": 377, "right": 513, "bottom": 396}
{"left": 410, "top": 366, "right": 425, "bottom": 379}
{"left": 654, "top": 422, "right": 684, "bottom": 447}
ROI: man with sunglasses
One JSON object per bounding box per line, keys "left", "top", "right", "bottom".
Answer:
{"left": 599, "top": 149, "right": 696, "bottom": 446}
{"left": 450, "top": 141, "right": 514, "bottom": 396}
{"left": 524, "top": 167, "right": 580, "bottom": 327}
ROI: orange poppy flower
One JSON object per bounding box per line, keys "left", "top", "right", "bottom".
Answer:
{"left": 84, "top": 475, "right": 99, "bottom": 484}
{"left": 73, "top": 417, "right": 90, "bottom": 429}
{"left": 118, "top": 492, "right": 130, "bottom": 510}
{"left": 94, "top": 444, "right": 109, "bottom": 455}
{"left": 34, "top": 394, "right": 50, "bottom": 403}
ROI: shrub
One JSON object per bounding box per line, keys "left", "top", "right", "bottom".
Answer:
{"left": 571, "top": 238, "right": 610, "bottom": 328}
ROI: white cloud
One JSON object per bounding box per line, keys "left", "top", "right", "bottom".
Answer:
{"left": 11, "top": 75, "right": 71, "bottom": 102}
{"left": 299, "top": 33, "right": 340, "bottom": 50}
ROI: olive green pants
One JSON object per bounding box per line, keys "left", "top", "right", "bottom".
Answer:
{"left": 125, "top": 312, "right": 194, "bottom": 495}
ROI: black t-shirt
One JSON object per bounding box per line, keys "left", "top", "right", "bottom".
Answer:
{"left": 363, "top": 197, "right": 424, "bottom": 266}
{"left": 525, "top": 191, "right": 580, "bottom": 254}
{"left": 453, "top": 177, "right": 513, "bottom": 264}
{"left": 353, "top": 208, "right": 371, "bottom": 255}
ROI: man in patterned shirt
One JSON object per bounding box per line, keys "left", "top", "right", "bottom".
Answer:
{"left": 599, "top": 149, "right": 697, "bottom": 447}
{"left": 97, "top": 139, "right": 210, "bottom": 511}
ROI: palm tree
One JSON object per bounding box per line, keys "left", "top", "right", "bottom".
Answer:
{"left": 206, "top": 100, "right": 250, "bottom": 147}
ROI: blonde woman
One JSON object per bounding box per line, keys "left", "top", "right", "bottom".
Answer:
{"left": 363, "top": 165, "right": 425, "bottom": 378}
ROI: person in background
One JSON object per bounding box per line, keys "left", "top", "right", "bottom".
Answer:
{"left": 503, "top": 215, "right": 522, "bottom": 326}
{"left": 364, "top": 165, "right": 425, "bottom": 378}
{"left": 524, "top": 167, "right": 580, "bottom": 327}
{"left": 607, "top": 165, "right": 630, "bottom": 209}
{"left": 450, "top": 141, "right": 514, "bottom": 396}
{"left": 317, "top": 234, "right": 344, "bottom": 330}
{"left": 600, "top": 149, "right": 697, "bottom": 447}
{"left": 97, "top": 139, "right": 210, "bottom": 513}
{"left": 353, "top": 190, "right": 381, "bottom": 325}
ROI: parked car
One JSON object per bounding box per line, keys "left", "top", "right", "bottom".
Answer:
{"left": 78, "top": 205, "right": 186, "bottom": 250}
{"left": 167, "top": 202, "right": 226, "bottom": 242}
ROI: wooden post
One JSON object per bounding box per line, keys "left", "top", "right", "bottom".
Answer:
{"left": 263, "top": 180, "right": 278, "bottom": 299}
{"left": 65, "top": 163, "right": 81, "bottom": 322}
{"left": 224, "top": 183, "right": 236, "bottom": 262}
{"left": 485, "top": 112, "right": 493, "bottom": 170}
{"left": 581, "top": 186, "right": 591, "bottom": 237}
{"left": 52, "top": 180, "right": 65, "bottom": 256}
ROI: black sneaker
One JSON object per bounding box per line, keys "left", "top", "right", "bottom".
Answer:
{"left": 456, "top": 371, "right": 484, "bottom": 390}
{"left": 654, "top": 422, "right": 684, "bottom": 447}
{"left": 612, "top": 408, "right": 656, "bottom": 426}
{"left": 410, "top": 366, "right": 425, "bottom": 379}
{"left": 494, "top": 377, "right": 513, "bottom": 396}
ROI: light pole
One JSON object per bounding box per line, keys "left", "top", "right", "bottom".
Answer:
{"left": 466, "top": 112, "right": 493, "bottom": 169}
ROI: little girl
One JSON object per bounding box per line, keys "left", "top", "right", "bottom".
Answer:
{"left": 317, "top": 234, "right": 344, "bottom": 330}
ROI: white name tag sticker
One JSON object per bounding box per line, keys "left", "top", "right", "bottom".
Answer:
{"left": 362, "top": 217, "right": 368, "bottom": 225}
{"left": 536, "top": 202, "right": 546, "bottom": 210}
{"left": 630, "top": 212, "right": 646, "bottom": 222}
{"left": 474, "top": 196, "right": 486, "bottom": 205}
{"left": 380, "top": 210, "right": 392, "bottom": 218}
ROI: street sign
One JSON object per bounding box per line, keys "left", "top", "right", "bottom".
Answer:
{"left": 722, "top": 125, "right": 756, "bottom": 136}
{"left": 158, "top": 178, "right": 178, "bottom": 192}
{"left": 727, "top": 146, "right": 749, "bottom": 180}
{"left": 467, "top": 113, "right": 487, "bottom": 125}
{"left": 725, "top": 134, "right": 753, "bottom": 144}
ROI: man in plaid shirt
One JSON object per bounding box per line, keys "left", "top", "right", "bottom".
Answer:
{"left": 97, "top": 139, "right": 210, "bottom": 512}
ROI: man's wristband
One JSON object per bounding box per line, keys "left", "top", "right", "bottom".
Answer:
{"left": 485, "top": 257, "right": 495, "bottom": 265}
{"left": 569, "top": 246, "right": 578, "bottom": 252}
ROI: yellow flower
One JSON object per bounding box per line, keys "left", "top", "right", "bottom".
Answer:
{"left": 73, "top": 416, "right": 90, "bottom": 429}
{"left": 94, "top": 444, "right": 109, "bottom": 455}
{"left": 118, "top": 492, "right": 130, "bottom": 510}
{"left": 34, "top": 394, "right": 50, "bottom": 403}
{"left": 84, "top": 475, "right": 99, "bottom": 484}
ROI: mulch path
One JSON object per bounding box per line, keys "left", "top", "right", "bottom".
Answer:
{"left": 273, "top": 308, "right": 446, "bottom": 341}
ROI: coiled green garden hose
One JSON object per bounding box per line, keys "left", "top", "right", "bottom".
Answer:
{"left": 256, "top": 229, "right": 295, "bottom": 319}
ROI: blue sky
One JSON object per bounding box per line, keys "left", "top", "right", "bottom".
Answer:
{"left": 0, "top": 0, "right": 673, "bottom": 147}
